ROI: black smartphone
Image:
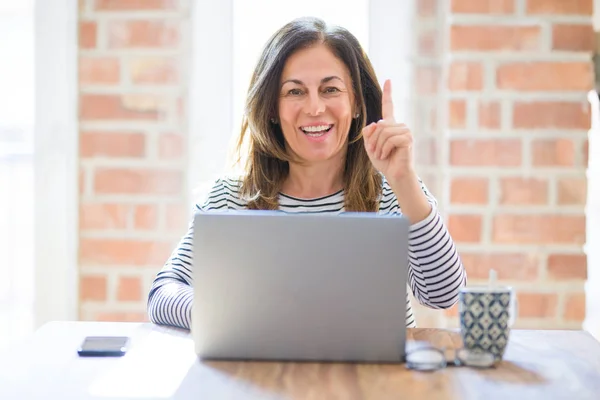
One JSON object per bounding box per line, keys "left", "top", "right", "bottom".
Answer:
{"left": 77, "top": 336, "right": 130, "bottom": 357}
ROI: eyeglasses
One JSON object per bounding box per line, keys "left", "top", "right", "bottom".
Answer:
{"left": 405, "top": 345, "right": 497, "bottom": 371}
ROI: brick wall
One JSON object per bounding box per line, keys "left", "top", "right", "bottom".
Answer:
{"left": 75, "top": 0, "right": 592, "bottom": 329}
{"left": 412, "top": 0, "right": 592, "bottom": 329}
{"left": 77, "top": 0, "right": 190, "bottom": 321}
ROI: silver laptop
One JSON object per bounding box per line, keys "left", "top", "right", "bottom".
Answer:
{"left": 191, "top": 210, "right": 410, "bottom": 363}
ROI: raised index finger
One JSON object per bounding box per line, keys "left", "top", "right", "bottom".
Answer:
{"left": 381, "top": 79, "right": 394, "bottom": 121}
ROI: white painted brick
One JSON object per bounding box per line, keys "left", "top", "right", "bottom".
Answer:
{"left": 456, "top": 243, "right": 584, "bottom": 254}
{"left": 480, "top": 211, "right": 492, "bottom": 246}
{"left": 521, "top": 134, "right": 532, "bottom": 172}
{"left": 79, "top": 48, "right": 182, "bottom": 57}
{"left": 539, "top": 21, "right": 553, "bottom": 52}
{"left": 449, "top": 204, "right": 585, "bottom": 214}
{"left": 576, "top": 136, "right": 589, "bottom": 167}
{"left": 501, "top": 98, "right": 513, "bottom": 131}
{"left": 89, "top": 12, "right": 186, "bottom": 20}
{"left": 105, "top": 270, "right": 118, "bottom": 303}
{"left": 80, "top": 194, "right": 185, "bottom": 203}
{"left": 120, "top": 55, "right": 131, "bottom": 87}
{"left": 449, "top": 15, "right": 591, "bottom": 25}
{"left": 447, "top": 129, "right": 589, "bottom": 139}
{"left": 79, "top": 86, "right": 181, "bottom": 95}
{"left": 548, "top": 176, "right": 558, "bottom": 206}
{"left": 488, "top": 176, "right": 499, "bottom": 207}
{"left": 516, "top": 319, "right": 582, "bottom": 330}
{"left": 81, "top": 266, "right": 162, "bottom": 276}
{"left": 80, "top": 0, "right": 94, "bottom": 16}
{"left": 80, "top": 121, "right": 181, "bottom": 131}
{"left": 80, "top": 157, "right": 184, "bottom": 169}
{"left": 95, "top": 16, "right": 108, "bottom": 51}
{"left": 447, "top": 91, "right": 589, "bottom": 101}
{"left": 79, "top": 163, "right": 90, "bottom": 196}
{"left": 445, "top": 167, "right": 585, "bottom": 176}
{"left": 483, "top": 58, "right": 496, "bottom": 94}
{"left": 80, "top": 230, "right": 181, "bottom": 240}
{"left": 157, "top": 202, "right": 169, "bottom": 231}
{"left": 465, "top": 280, "right": 585, "bottom": 292}
{"left": 538, "top": 254, "right": 548, "bottom": 280}
{"left": 81, "top": 302, "right": 147, "bottom": 314}
{"left": 85, "top": 163, "right": 95, "bottom": 195}
{"left": 165, "top": 93, "right": 180, "bottom": 126}
{"left": 448, "top": 52, "right": 591, "bottom": 62}
{"left": 515, "top": 0, "right": 526, "bottom": 16}
{"left": 466, "top": 97, "right": 477, "bottom": 130}
{"left": 143, "top": 130, "right": 159, "bottom": 161}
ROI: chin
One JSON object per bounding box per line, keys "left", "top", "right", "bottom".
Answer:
{"left": 297, "top": 148, "right": 341, "bottom": 163}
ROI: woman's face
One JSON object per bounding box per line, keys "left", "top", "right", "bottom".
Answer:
{"left": 277, "top": 44, "right": 355, "bottom": 164}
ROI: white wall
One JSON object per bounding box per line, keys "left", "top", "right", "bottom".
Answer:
{"left": 585, "top": 91, "right": 600, "bottom": 340}
{"left": 586, "top": 0, "right": 600, "bottom": 340}
{"left": 33, "top": 0, "right": 79, "bottom": 327}
{"left": 0, "top": 0, "right": 35, "bottom": 351}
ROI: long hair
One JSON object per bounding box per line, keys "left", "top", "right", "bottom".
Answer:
{"left": 234, "top": 16, "right": 383, "bottom": 211}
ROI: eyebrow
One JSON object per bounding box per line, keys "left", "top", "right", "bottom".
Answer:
{"left": 281, "top": 76, "right": 344, "bottom": 86}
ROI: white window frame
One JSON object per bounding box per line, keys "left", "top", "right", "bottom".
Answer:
{"left": 188, "top": 0, "right": 413, "bottom": 206}
{"left": 33, "top": 0, "right": 79, "bottom": 327}
{"left": 585, "top": 90, "right": 599, "bottom": 340}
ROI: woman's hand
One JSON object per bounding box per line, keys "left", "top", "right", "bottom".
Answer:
{"left": 362, "top": 79, "right": 414, "bottom": 182}
{"left": 363, "top": 79, "right": 432, "bottom": 224}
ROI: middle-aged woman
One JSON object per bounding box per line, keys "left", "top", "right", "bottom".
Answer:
{"left": 147, "top": 16, "right": 467, "bottom": 330}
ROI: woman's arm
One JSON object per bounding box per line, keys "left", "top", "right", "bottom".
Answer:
{"left": 147, "top": 223, "right": 196, "bottom": 329}
{"left": 147, "top": 179, "right": 228, "bottom": 329}
{"left": 382, "top": 176, "right": 467, "bottom": 309}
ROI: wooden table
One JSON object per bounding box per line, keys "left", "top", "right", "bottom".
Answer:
{"left": 0, "top": 321, "right": 599, "bottom": 399}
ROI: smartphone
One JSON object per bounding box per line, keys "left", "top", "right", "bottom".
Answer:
{"left": 77, "top": 336, "right": 130, "bottom": 357}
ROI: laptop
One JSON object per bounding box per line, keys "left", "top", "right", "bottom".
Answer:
{"left": 191, "top": 209, "right": 410, "bottom": 363}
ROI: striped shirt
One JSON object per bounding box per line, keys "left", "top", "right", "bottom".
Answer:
{"left": 147, "top": 175, "right": 467, "bottom": 329}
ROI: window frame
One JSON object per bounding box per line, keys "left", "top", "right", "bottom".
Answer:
{"left": 187, "top": 0, "right": 413, "bottom": 205}
{"left": 33, "top": 0, "right": 80, "bottom": 327}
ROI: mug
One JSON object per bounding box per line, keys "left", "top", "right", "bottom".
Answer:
{"left": 458, "top": 286, "right": 518, "bottom": 361}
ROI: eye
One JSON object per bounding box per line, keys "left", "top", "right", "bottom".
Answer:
{"left": 323, "top": 86, "right": 340, "bottom": 94}
{"left": 287, "top": 88, "right": 303, "bottom": 96}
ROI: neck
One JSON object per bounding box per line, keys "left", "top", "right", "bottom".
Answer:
{"left": 282, "top": 156, "right": 345, "bottom": 199}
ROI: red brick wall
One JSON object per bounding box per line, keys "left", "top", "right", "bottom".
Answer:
{"left": 412, "top": 0, "right": 592, "bottom": 329}
{"left": 77, "top": 0, "right": 189, "bottom": 321}
{"left": 76, "top": 0, "right": 592, "bottom": 329}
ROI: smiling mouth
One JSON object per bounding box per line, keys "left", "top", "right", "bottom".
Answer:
{"left": 300, "top": 124, "right": 334, "bottom": 137}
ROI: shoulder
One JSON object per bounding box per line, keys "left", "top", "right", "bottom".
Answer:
{"left": 195, "top": 174, "right": 247, "bottom": 211}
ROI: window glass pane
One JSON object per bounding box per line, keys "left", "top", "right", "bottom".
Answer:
{"left": 0, "top": 0, "right": 35, "bottom": 352}
{"left": 231, "top": 0, "right": 369, "bottom": 160}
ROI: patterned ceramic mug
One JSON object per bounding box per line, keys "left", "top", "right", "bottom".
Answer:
{"left": 458, "top": 286, "right": 518, "bottom": 361}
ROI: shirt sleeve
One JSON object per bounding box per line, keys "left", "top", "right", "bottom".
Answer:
{"left": 147, "top": 178, "right": 228, "bottom": 329}
{"left": 381, "top": 177, "right": 467, "bottom": 309}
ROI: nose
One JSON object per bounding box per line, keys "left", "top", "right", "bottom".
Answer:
{"left": 303, "top": 92, "right": 325, "bottom": 116}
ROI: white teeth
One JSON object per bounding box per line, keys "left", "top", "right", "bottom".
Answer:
{"left": 300, "top": 124, "right": 332, "bottom": 133}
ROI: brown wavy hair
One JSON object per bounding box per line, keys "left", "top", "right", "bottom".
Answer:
{"left": 234, "top": 16, "right": 383, "bottom": 211}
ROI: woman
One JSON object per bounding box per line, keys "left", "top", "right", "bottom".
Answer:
{"left": 147, "top": 17, "right": 466, "bottom": 330}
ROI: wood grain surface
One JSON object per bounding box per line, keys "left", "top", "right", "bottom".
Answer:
{"left": 2, "top": 322, "right": 599, "bottom": 400}
{"left": 204, "top": 328, "right": 600, "bottom": 400}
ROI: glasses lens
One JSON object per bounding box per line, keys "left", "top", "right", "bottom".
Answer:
{"left": 405, "top": 347, "right": 446, "bottom": 371}
{"left": 456, "top": 348, "right": 496, "bottom": 368}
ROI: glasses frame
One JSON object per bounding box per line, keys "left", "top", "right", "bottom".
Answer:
{"left": 405, "top": 345, "right": 498, "bottom": 372}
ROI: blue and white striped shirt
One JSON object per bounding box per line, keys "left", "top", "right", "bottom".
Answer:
{"left": 147, "top": 176, "right": 467, "bottom": 329}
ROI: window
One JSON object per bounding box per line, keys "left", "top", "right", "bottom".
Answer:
{"left": 189, "top": 0, "right": 408, "bottom": 205}
{"left": 231, "top": 0, "right": 370, "bottom": 149}
{"left": 0, "top": 0, "right": 35, "bottom": 351}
